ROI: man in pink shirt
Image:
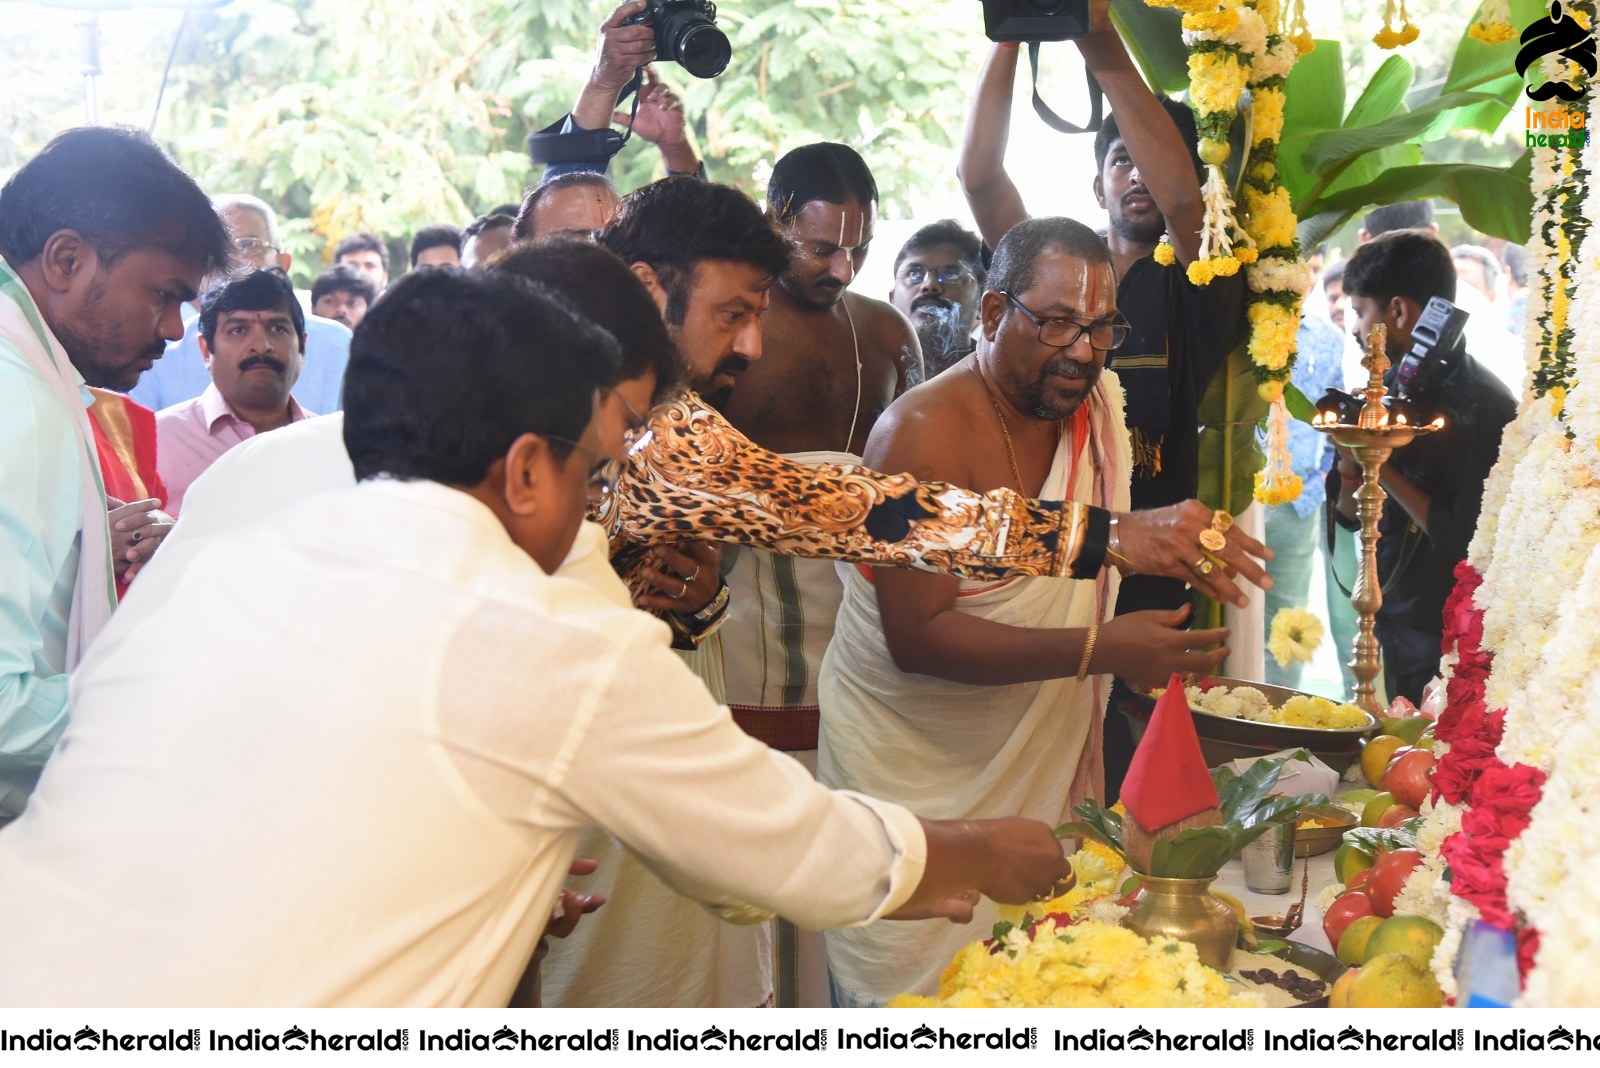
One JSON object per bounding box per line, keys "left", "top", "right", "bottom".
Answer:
{"left": 157, "top": 269, "right": 315, "bottom": 513}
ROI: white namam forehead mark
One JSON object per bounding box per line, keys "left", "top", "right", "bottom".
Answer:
{"left": 1033, "top": 252, "right": 1117, "bottom": 316}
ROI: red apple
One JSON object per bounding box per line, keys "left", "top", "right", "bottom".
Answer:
{"left": 1383, "top": 748, "right": 1436, "bottom": 809}
{"left": 1323, "top": 889, "right": 1377, "bottom": 946}
{"left": 1367, "top": 848, "right": 1425, "bottom": 917}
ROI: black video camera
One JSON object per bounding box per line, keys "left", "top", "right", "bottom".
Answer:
{"left": 1392, "top": 296, "right": 1469, "bottom": 404}
{"left": 623, "top": 0, "right": 731, "bottom": 79}
{"left": 980, "top": 0, "right": 1090, "bottom": 42}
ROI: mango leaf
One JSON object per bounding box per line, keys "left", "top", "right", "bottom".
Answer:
{"left": 1312, "top": 152, "right": 1535, "bottom": 244}
{"left": 1342, "top": 822, "right": 1421, "bottom": 853}
{"left": 1301, "top": 90, "right": 1509, "bottom": 174}
{"left": 1343, "top": 55, "right": 1413, "bottom": 130}
{"left": 1058, "top": 799, "right": 1125, "bottom": 851}
{"left": 1111, "top": 0, "right": 1190, "bottom": 97}
{"left": 1196, "top": 341, "right": 1266, "bottom": 517}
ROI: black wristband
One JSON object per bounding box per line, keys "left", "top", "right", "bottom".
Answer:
{"left": 1071, "top": 506, "right": 1112, "bottom": 579}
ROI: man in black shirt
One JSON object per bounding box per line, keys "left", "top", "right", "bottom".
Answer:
{"left": 1328, "top": 230, "right": 1516, "bottom": 703}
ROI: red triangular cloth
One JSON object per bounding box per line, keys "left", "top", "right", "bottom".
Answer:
{"left": 1122, "top": 673, "right": 1221, "bottom": 830}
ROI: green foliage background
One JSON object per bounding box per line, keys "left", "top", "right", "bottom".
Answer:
{"left": 145, "top": 0, "right": 980, "bottom": 284}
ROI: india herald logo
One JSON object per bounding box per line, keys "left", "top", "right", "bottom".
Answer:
{"left": 1518, "top": 0, "right": 1597, "bottom": 101}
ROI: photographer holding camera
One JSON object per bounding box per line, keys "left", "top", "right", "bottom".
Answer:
{"left": 1328, "top": 230, "right": 1516, "bottom": 704}
{"left": 531, "top": 1, "right": 705, "bottom": 186}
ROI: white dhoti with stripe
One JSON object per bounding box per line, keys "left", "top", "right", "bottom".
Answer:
{"left": 816, "top": 377, "right": 1129, "bottom": 1004}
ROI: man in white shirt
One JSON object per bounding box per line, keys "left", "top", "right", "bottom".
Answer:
{"left": 0, "top": 267, "right": 1070, "bottom": 1007}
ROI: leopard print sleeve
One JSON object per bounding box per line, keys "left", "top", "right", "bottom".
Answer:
{"left": 597, "top": 393, "right": 1109, "bottom": 591}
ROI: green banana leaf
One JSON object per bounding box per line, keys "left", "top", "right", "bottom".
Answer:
{"left": 1196, "top": 340, "right": 1264, "bottom": 518}
{"left": 1111, "top": 0, "right": 1190, "bottom": 97}
{"left": 1304, "top": 151, "right": 1535, "bottom": 247}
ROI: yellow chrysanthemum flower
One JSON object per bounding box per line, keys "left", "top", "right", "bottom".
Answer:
{"left": 1235, "top": 245, "right": 1259, "bottom": 265}
{"left": 1187, "top": 259, "right": 1216, "bottom": 286}
{"left": 1153, "top": 237, "right": 1177, "bottom": 266}
{"left": 1467, "top": 21, "right": 1516, "bottom": 44}
{"left": 1550, "top": 385, "right": 1568, "bottom": 417}
{"left": 1251, "top": 88, "right": 1286, "bottom": 146}
{"left": 1268, "top": 606, "right": 1324, "bottom": 668}
{"left": 906, "top": 922, "right": 1260, "bottom": 1008}
{"left": 1253, "top": 467, "right": 1302, "bottom": 506}
{"left": 1291, "top": 31, "right": 1315, "bottom": 54}
{"left": 1182, "top": 8, "right": 1240, "bottom": 34}
{"left": 1188, "top": 51, "right": 1249, "bottom": 116}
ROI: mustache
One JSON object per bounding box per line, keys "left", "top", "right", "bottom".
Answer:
{"left": 1044, "top": 355, "right": 1095, "bottom": 379}
{"left": 714, "top": 353, "right": 751, "bottom": 378}
{"left": 911, "top": 294, "right": 955, "bottom": 312}
{"left": 1121, "top": 187, "right": 1152, "bottom": 205}
{"left": 138, "top": 340, "right": 166, "bottom": 361}
{"left": 239, "top": 354, "right": 287, "bottom": 374}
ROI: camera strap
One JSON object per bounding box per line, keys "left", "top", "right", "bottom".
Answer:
{"left": 525, "top": 69, "right": 644, "bottom": 166}
{"left": 1026, "top": 42, "right": 1104, "bottom": 135}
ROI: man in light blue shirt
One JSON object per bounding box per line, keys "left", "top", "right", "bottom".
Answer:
{"left": 128, "top": 193, "right": 351, "bottom": 414}
{"left": 0, "top": 128, "right": 231, "bottom": 816}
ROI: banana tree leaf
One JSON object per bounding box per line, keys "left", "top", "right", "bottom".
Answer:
{"left": 1301, "top": 90, "right": 1509, "bottom": 174}
{"left": 1278, "top": 41, "right": 1345, "bottom": 204}
{"left": 1440, "top": 0, "right": 1547, "bottom": 98}
{"left": 1297, "top": 207, "right": 1356, "bottom": 252}
{"left": 1283, "top": 382, "right": 1317, "bottom": 424}
{"left": 1111, "top": 0, "right": 1189, "bottom": 97}
{"left": 1344, "top": 55, "right": 1413, "bottom": 130}
{"left": 1196, "top": 341, "right": 1265, "bottom": 517}
{"left": 1312, "top": 152, "right": 1535, "bottom": 244}
{"left": 1317, "top": 141, "right": 1424, "bottom": 205}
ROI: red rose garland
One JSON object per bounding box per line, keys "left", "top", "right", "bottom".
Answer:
{"left": 1431, "top": 560, "right": 1547, "bottom": 983}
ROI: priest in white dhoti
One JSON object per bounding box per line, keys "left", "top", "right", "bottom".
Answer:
{"left": 818, "top": 218, "right": 1237, "bottom": 1004}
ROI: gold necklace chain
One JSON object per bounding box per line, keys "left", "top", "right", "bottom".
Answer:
{"left": 972, "top": 359, "right": 1058, "bottom": 494}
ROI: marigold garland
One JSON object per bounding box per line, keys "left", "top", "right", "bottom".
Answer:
{"left": 1468, "top": 0, "right": 1516, "bottom": 43}
{"left": 1373, "top": 0, "right": 1420, "bottom": 48}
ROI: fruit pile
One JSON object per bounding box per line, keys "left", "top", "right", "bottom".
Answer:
{"left": 1317, "top": 698, "right": 1446, "bottom": 1007}
{"left": 1352, "top": 697, "right": 1438, "bottom": 828}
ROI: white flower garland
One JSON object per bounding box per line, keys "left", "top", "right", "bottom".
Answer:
{"left": 1564, "top": 130, "right": 1600, "bottom": 472}
{"left": 1497, "top": 480, "right": 1600, "bottom": 769}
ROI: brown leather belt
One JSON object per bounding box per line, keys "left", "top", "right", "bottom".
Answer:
{"left": 729, "top": 705, "right": 819, "bottom": 752}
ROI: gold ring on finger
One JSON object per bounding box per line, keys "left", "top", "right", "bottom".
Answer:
{"left": 1211, "top": 509, "right": 1233, "bottom": 534}
{"left": 1199, "top": 528, "right": 1227, "bottom": 553}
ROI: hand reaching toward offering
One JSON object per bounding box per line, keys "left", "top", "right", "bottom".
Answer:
{"left": 1113, "top": 500, "right": 1273, "bottom": 608}
{"left": 1094, "top": 605, "right": 1229, "bottom": 689}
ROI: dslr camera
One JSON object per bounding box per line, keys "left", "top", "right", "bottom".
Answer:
{"left": 981, "top": 0, "right": 1090, "bottom": 42}
{"left": 623, "top": 0, "right": 731, "bottom": 79}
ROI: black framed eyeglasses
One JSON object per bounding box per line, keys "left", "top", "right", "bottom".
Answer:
{"left": 543, "top": 437, "right": 623, "bottom": 502}
{"left": 1002, "top": 291, "right": 1131, "bottom": 351}
{"left": 898, "top": 263, "right": 973, "bottom": 287}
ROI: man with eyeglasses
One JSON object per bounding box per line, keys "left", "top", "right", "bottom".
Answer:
{"left": 959, "top": 0, "right": 1248, "bottom": 802}
{"left": 889, "top": 220, "right": 988, "bottom": 378}
{"left": 128, "top": 193, "right": 354, "bottom": 415}
{"left": 817, "top": 217, "right": 1237, "bottom": 1005}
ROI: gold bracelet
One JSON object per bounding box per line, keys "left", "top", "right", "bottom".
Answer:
{"left": 1076, "top": 623, "right": 1099, "bottom": 682}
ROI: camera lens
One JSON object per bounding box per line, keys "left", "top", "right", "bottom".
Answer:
{"left": 670, "top": 21, "right": 731, "bottom": 78}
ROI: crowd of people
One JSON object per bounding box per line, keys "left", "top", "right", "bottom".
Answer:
{"left": 0, "top": 0, "right": 1521, "bottom": 1009}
